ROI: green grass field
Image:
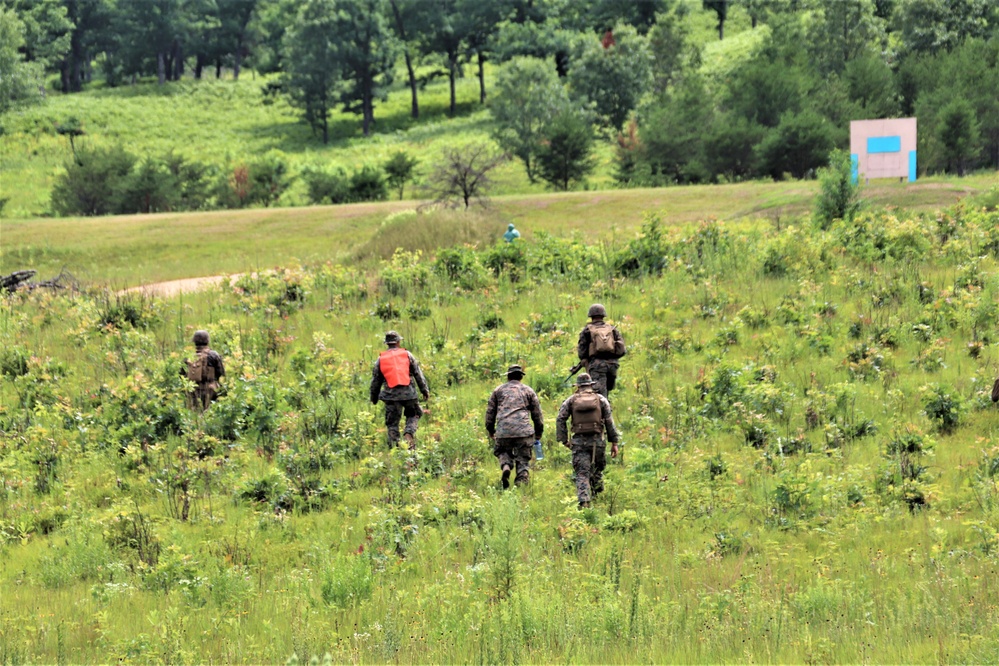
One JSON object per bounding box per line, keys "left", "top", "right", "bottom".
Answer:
{"left": 3, "top": 174, "right": 996, "bottom": 286}
{"left": 2, "top": 191, "right": 999, "bottom": 662}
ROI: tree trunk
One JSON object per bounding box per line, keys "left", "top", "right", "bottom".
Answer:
{"left": 173, "top": 41, "right": 183, "bottom": 80}
{"left": 164, "top": 52, "right": 173, "bottom": 81}
{"left": 718, "top": 19, "right": 724, "bottom": 40}
{"left": 477, "top": 51, "right": 486, "bottom": 104}
{"left": 216, "top": 59, "right": 222, "bottom": 79}
{"left": 61, "top": 60, "right": 71, "bottom": 93}
{"left": 448, "top": 52, "right": 457, "bottom": 117}
{"left": 233, "top": 42, "right": 243, "bottom": 81}
{"left": 389, "top": 0, "right": 419, "bottom": 119}
{"left": 195, "top": 54, "right": 204, "bottom": 79}
{"left": 157, "top": 52, "right": 166, "bottom": 85}
{"left": 362, "top": 80, "right": 372, "bottom": 137}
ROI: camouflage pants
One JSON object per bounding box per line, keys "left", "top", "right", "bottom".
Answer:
{"left": 493, "top": 436, "right": 533, "bottom": 486}
{"left": 384, "top": 400, "right": 422, "bottom": 447}
{"left": 189, "top": 383, "right": 218, "bottom": 412}
{"left": 571, "top": 434, "right": 606, "bottom": 503}
{"left": 587, "top": 359, "right": 618, "bottom": 398}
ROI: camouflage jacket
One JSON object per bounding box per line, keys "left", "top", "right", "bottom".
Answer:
{"left": 182, "top": 347, "right": 225, "bottom": 383}
{"left": 577, "top": 320, "right": 626, "bottom": 362}
{"left": 555, "top": 389, "right": 619, "bottom": 444}
{"left": 485, "top": 380, "right": 544, "bottom": 439}
{"left": 369, "top": 350, "right": 429, "bottom": 403}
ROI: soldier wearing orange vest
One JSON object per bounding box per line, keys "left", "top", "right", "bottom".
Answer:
{"left": 369, "top": 330, "right": 430, "bottom": 448}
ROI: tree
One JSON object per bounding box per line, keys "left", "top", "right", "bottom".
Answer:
{"left": 937, "top": 98, "right": 980, "bottom": 175}
{"left": 807, "top": 0, "right": 882, "bottom": 75}
{"left": 814, "top": 150, "right": 862, "bottom": 229}
{"left": 60, "top": 0, "right": 113, "bottom": 91}
{"left": 282, "top": 0, "right": 341, "bottom": 143}
{"left": 756, "top": 111, "right": 835, "bottom": 180}
{"left": 384, "top": 151, "right": 419, "bottom": 200}
{"left": 387, "top": 0, "right": 421, "bottom": 118}
{"left": 10, "top": 0, "right": 73, "bottom": 71}
{"left": 535, "top": 111, "right": 595, "bottom": 191}
{"left": 333, "top": 0, "right": 397, "bottom": 136}
{"left": 894, "top": 0, "right": 998, "bottom": 56}
{"left": 567, "top": 24, "right": 653, "bottom": 130}
{"left": 0, "top": 7, "right": 41, "bottom": 114}
{"left": 214, "top": 0, "right": 259, "bottom": 80}
{"left": 50, "top": 145, "right": 137, "bottom": 216}
{"left": 724, "top": 54, "right": 804, "bottom": 129}
{"left": 426, "top": 142, "right": 505, "bottom": 209}
{"left": 703, "top": 114, "right": 764, "bottom": 181}
{"left": 703, "top": 0, "right": 729, "bottom": 40}
{"left": 457, "top": 0, "right": 506, "bottom": 104}
{"left": 418, "top": 0, "right": 464, "bottom": 118}
{"left": 112, "top": 0, "right": 183, "bottom": 84}
{"left": 647, "top": 2, "right": 696, "bottom": 93}
{"left": 491, "top": 56, "right": 571, "bottom": 182}
{"left": 639, "top": 74, "right": 712, "bottom": 184}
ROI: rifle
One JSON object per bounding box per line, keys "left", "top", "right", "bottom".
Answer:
{"left": 562, "top": 360, "right": 585, "bottom": 385}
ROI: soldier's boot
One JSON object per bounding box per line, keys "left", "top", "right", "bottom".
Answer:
{"left": 501, "top": 464, "right": 512, "bottom": 489}
{"left": 578, "top": 501, "right": 590, "bottom": 509}
{"left": 403, "top": 433, "right": 415, "bottom": 449}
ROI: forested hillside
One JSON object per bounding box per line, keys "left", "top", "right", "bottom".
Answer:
{"left": 2, "top": 0, "right": 998, "bottom": 218}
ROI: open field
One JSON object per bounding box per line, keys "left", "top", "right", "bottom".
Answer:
{"left": 3, "top": 173, "right": 996, "bottom": 286}
{"left": 2, "top": 191, "right": 999, "bottom": 661}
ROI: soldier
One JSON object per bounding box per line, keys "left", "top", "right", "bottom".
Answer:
{"left": 577, "top": 303, "right": 626, "bottom": 398}
{"left": 556, "top": 373, "right": 620, "bottom": 509}
{"left": 503, "top": 223, "right": 521, "bottom": 243}
{"left": 485, "top": 364, "right": 544, "bottom": 488}
{"left": 185, "top": 330, "right": 225, "bottom": 411}
{"left": 370, "top": 331, "right": 430, "bottom": 449}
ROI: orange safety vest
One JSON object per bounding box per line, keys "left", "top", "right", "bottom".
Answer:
{"left": 379, "top": 348, "right": 412, "bottom": 388}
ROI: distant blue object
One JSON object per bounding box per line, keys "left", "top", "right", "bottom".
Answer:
{"left": 850, "top": 154, "right": 859, "bottom": 185}
{"left": 908, "top": 150, "right": 917, "bottom": 182}
{"left": 503, "top": 223, "right": 521, "bottom": 243}
{"left": 533, "top": 440, "right": 544, "bottom": 460}
{"left": 867, "top": 136, "right": 901, "bottom": 153}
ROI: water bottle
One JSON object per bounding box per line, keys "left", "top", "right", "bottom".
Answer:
{"left": 533, "top": 439, "right": 544, "bottom": 461}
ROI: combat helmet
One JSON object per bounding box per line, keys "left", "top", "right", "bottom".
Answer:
{"left": 576, "top": 373, "right": 596, "bottom": 387}
{"left": 384, "top": 330, "right": 403, "bottom": 345}
{"left": 192, "top": 330, "right": 210, "bottom": 346}
{"left": 587, "top": 303, "right": 607, "bottom": 318}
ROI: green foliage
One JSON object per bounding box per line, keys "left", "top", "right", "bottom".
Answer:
{"left": 491, "top": 57, "right": 572, "bottom": 183}
{"left": 535, "top": 111, "right": 596, "bottom": 191}
{"left": 567, "top": 24, "right": 653, "bottom": 129}
{"left": 50, "top": 144, "right": 136, "bottom": 216}
{"left": 0, "top": 7, "right": 41, "bottom": 114}
{"left": 921, "top": 383, "right": 963, "bottom": 433}
{"left": 814, "top": 150, "right": 863, "bottom": 229}
{"left": 757, "top": 111, "right": 835, "bottom": 180}
{"left": 383, "top": 151, "right": 419, "bottom": 200}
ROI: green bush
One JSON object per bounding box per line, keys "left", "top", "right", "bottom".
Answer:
{"left": 814, "top": 150, "right": 862, "bottom": 229}
{"left": 302, "top": 166, "right": 352, "bottom": 205}
{"left": 50, "top": 145, "right": 136, "bottom": 216}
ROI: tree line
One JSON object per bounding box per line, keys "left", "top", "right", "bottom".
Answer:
{"left": 3, "top": 0, "right": 998, "bottom": 200}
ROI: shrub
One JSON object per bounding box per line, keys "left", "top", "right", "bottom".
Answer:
{"left": 383, "top": 151, "right": 419, "bottom": 200}
{"left": 814, "top": 150, "right": 862, "bottom": 229}
{"left": 302, "top": 166, "right": 352, "bottom": 205}
{"left": 349, "top": 165, "right": 388, "bottom": 202}
{"left": 50, "top": 145, "right": 136, "bottom": 216}
{"left": 320, "top": 554, "right": 373, "bottom": 608}
{"left": 922, "top": 384, "right": 963, "bottom": 433}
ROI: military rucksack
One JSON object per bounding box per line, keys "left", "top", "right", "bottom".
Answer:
{"left": 992, "top": 377, "right": 999, "bottom": 403}
{"left": 571, "top": 392, "right": 603, "bottom": 435}
{"left": 587, "top": 324, "right": 624, "bottom": 358}
{"left": 187, "top": 350, "right": 215, "bottom": 384}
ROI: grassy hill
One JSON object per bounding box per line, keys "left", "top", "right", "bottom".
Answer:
{"left": 2, "top": 173, "right": 996, "bottom": 286}
{"left": 2, "top": 198, "right": 999, "bottom": 662}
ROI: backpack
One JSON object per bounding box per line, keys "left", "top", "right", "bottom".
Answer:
{"left": 571, "top": 392, "right": 603, "bottom": 435}
{"left": 992, "top": 377, "right": 999, "bottom": 403}
{"left": 588, "top": 324, "right": 624, "bottom": 358}
{"left": 187, "top": 350, "right": 215, "bottom": 384}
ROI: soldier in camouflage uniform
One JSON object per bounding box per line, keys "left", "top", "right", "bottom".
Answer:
{"left": 556, "top": 373, "right": 619, "bottom": 508}
{"left": 185, "top": 330, "right": 225, "bottom": 411}
{"left": 485, "top": 364, "right": 544, "bottom": 488}
{"left": 577, "top": 303, "right": 626, "bottom": 398}
{"left": 370, "top": 331, "right": 430, "bottom": 448}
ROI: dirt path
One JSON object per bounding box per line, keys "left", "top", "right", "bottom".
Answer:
{"left": 122, "top": 274, "right": 240, "bottom": 298}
